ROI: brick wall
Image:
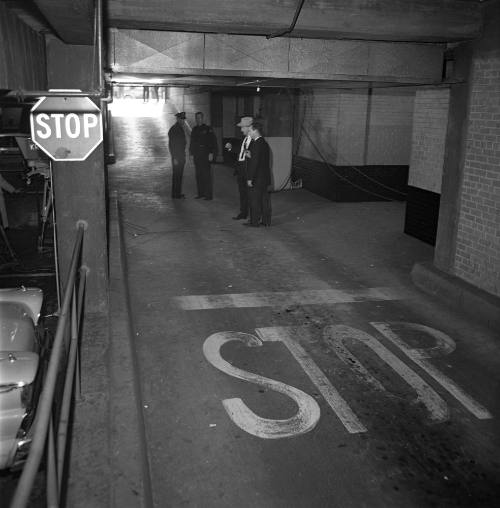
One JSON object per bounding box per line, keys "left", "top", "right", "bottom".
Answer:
{"left": 296, "top": 88, "right": 413, "bottom": 166}
{"left": 408, "top": 89, "right": 451, "bottom": 193}
{"left": 337, "top": 92, "right": 368, "bottom": 166}
{"left": 297, "top": 89, "right": 340, "bottom": 163}
{"left": 453, "top": 42, "right": 500, "bottom": 296}
{"left": 367, "top": 90, "right": 414, "bottom": 165}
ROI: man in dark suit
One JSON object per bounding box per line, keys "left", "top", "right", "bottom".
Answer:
{"left": 189, "top": 111, "right": 218, "bottom": 200}
{"left": 225, "top": 116, "right": 253, "bottom": 220}
{"left": 168, "top": 111, "right": 187, "bottom": 199}
{"left": 244, "top": 122, "right": 272, "bottom": 227}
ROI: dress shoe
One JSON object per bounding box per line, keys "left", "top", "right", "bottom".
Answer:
{"left": 232, "top": 214, "right": 247, "bottom": 220}
{"left": 173, "top": 194, "right": 185, "bottom": 199}
{"left": 194, "top": 195, "right": 203, "bottom": 199}
{"left": 204, "top": 197, "right": 213, "bottom": 200}
{"left": 243, "top": 222, "right": 259, "bottom": 228}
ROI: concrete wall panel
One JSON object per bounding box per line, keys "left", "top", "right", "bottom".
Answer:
{"left": 289, "top": 40, "right": 369, "bottom": 76}
{"left": 112, "top": 30, "right": 204, "bottom": 72}
{"left": 205, "top": 35, "right": 288, "bottom": 73}
{"left": 111, "top": 30, "right": 444, "bottom": 84}
{"left": 369, "top": 43, "right": 444, "bottom": 81}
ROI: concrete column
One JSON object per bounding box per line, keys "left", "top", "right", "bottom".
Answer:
{"left": 434, "top": 45, "right": 473, "bottom": 272}
{"left": 52, "top": 144, "right": 108, "bottom": 313}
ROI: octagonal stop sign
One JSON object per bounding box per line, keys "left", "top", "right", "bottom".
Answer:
{"left": 30, "top": 96, "right": 103, "bottom": 161}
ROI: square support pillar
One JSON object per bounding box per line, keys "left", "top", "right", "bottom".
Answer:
{"left": 52, "top": 144, "right": 108, "bottom": 313}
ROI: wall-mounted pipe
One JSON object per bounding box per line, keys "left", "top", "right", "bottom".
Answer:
{"left": 267, "top": 0, "right": 306, "bottom": 39}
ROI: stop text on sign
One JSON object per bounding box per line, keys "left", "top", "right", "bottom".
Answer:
{"left": 30, "top": 96, "right": 103, "bottom": 162}
{"left": 34, "top": 113, "right": 99, "bottom": 140}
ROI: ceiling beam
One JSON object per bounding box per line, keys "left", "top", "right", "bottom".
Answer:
{"left": 108, "top": 0, "right": 482, "bottom": 43}
{"left": 111, "top": 30, "right": 445, "bottom": 85}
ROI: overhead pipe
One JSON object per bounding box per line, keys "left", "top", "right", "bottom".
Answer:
{"left": 266, "top": 0, "right": 306, "bottom": 39}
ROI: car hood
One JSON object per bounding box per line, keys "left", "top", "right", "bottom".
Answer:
{"left": 0, "top": 288, "right": 43, "bottom": 325}
{"left": 0, "top": 303, "right": 37, "bottom": 353}
{"left": 0, "top": 352, "right": 39, "bottom": 386}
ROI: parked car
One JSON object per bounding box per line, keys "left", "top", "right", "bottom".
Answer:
{"left": 0, "top": 287, "right": 45, "bottom": 470}
{"left": 0, "top": 133, "right": 22, "bottom": 158}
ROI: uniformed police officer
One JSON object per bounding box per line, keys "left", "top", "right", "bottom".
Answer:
{"left": 168, "top": 111, "right": 187, "bottom": 199}
{"left": 189, "top": 112, "right": 218, "bottom": 200}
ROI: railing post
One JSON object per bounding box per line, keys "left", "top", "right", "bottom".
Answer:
{"left": 75, "top": 265, "right": 89, "bottom": 400}
{"left": 56, "top": 290, "right": 77, "bottom": 497}
{"left": 10, "top": 224, "right": 85, "bottom": 508}
{"left": 46, "top": 418, "right": 59, "bottom": 508}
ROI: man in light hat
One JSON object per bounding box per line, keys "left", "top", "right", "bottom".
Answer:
{"left": 225, "top": 116, "right": 253, "bottom": 220}
{"left": 168, "top": 111, "right": 187, "bottom": 199}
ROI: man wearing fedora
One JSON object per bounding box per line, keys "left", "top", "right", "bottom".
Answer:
{"left": 168, "top": 111, "right": 187, "bottom": 199}
{"left": 225, "top": 116, "right": 253, "bottom": 220}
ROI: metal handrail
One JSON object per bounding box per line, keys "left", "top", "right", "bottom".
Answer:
{"left": 10, "top": 223, "right": 88, "bottom": 508}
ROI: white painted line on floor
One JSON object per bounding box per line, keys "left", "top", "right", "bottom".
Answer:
{"left": 174, "top": 287, "right": 409, "bottom": 310}
{"left": 256, "top": 327, "right": 367, "bottom": 434}
{"left": 324, "top": 325, "right": 449, "bottom": 423}
{"left": 203, "top": 331, "right": 321, "bottom": 439}
{"left": 371, "top": 322, "right": 493, "bottom": 420}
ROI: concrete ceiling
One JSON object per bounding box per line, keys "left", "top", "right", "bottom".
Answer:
{"left": 23, "top": 0, "right": 484, "bottom": 46}
{"left": 3, "top": 0, "right": 485, "bottom": 91}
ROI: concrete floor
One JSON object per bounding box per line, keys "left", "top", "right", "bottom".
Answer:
{"left": 105, "top": 108, "right": 500, "bottom": 508}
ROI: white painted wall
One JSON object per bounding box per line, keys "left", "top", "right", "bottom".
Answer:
{"left": 408, "top": 88, "right": 450, "bottom": 193}
{"left": 296, "top": 88, "right": 414, "bottom": 166}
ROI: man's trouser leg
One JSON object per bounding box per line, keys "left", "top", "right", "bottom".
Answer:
{"left": 198, "top": 158, "right": 212, "bottom": 199}
{"left": 171, "top": 157, "right": 185, "bottom": 197}
{"left": 249, "top": 186, "right": 263, "bottom": 226}
{"left": 194, "top": 156, "right": 203, "bottom": 197}
{"left": 262, "top": 190, "right": 272, "bottom": 226}
{"left": 205, "top": 162, "right": 213, "bottom": 199}
{"left": 237, "top": 175, "right": 249, "bottom": 217}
